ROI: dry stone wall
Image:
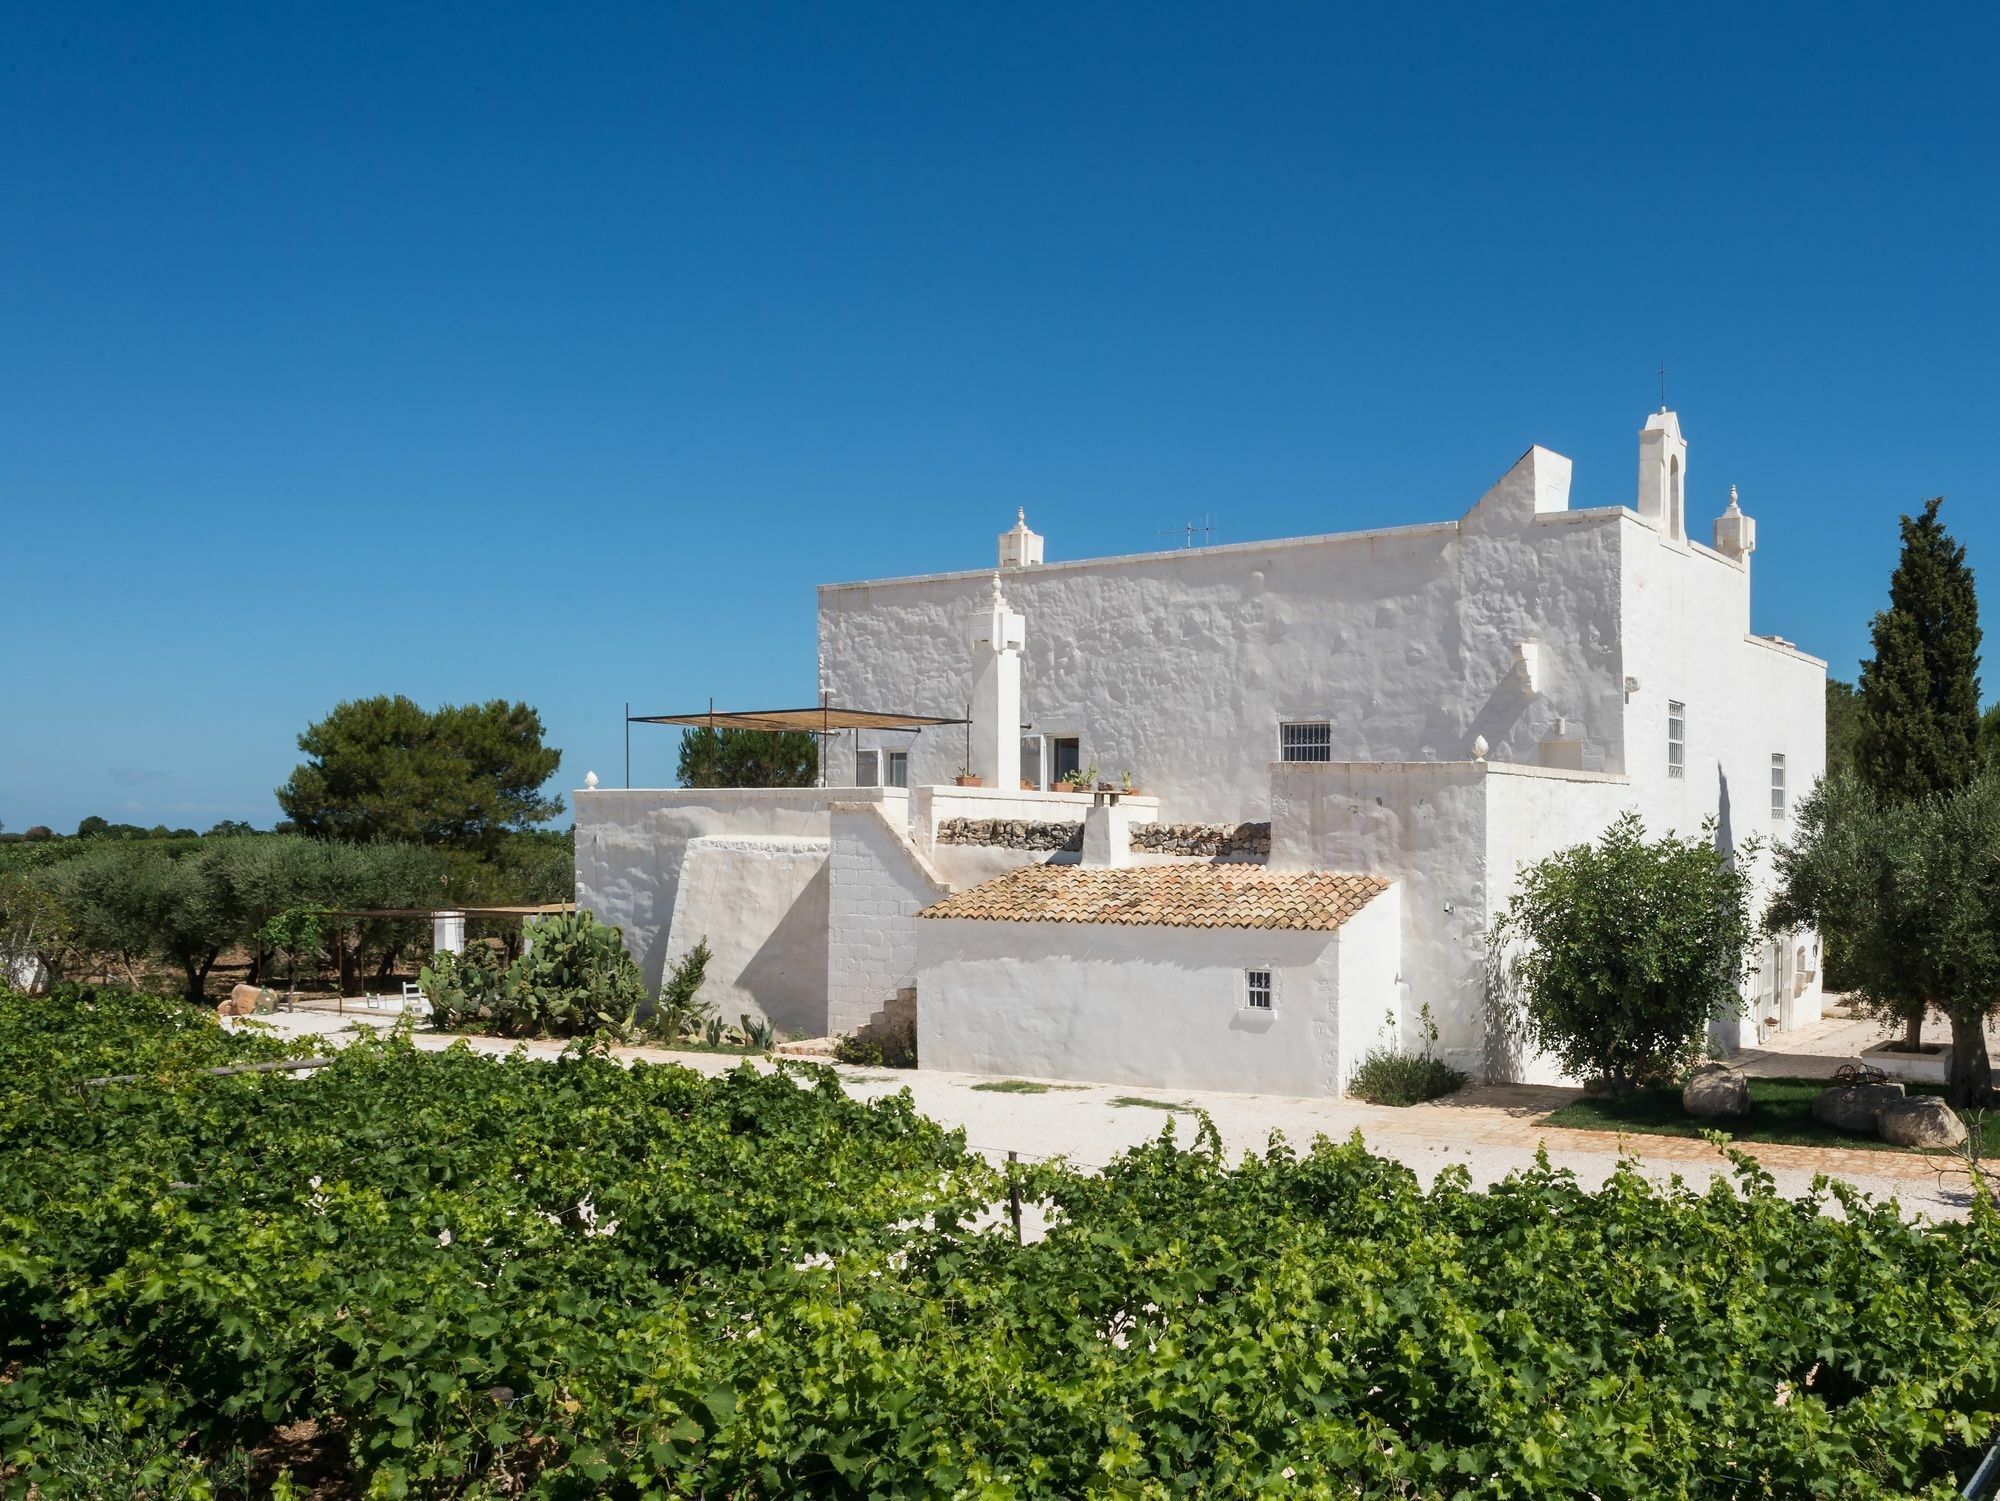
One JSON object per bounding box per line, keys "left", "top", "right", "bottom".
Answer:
{"left": 934, "top": 818, "right": 1271, "bottom": 858}
{"left": 1131, "top": 822, "right": 1272, "bottom": 858}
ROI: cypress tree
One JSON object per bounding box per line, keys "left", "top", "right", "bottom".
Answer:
{"left": 1857, "top": 498, "right": 1981, "bottom": 800}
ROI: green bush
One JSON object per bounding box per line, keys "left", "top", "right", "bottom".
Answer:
{"left": 9, "top": 988, "right": 2000, "bottom": 1496}
{"left": 1491, "top": 813, "right": 1756, "bottom": 1093}
{"left": 415, "top": 942, "right": 506, "bottom": 1029}
{"left": 832, "top": 1012, "right": 916, "bottom": 1068}
{"left": 418, "top": 912, "right": 647, "bottom": 1038}
{"left": 1348, "top": 1049, "right": 1468, "bottom": 1106}
{"left": 1348, "top": 1003, "right": 1469, "bottom": 1105}
{"left": 645, "top": 937, "right": 714, "bottom": 1042}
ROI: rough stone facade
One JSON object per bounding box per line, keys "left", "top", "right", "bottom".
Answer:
{"left": 936, "top": 818, "right": 1082, "bottom": 851}
{"left": 1130, "top": 821, "right": 1272, "bottom": 858}
{"left": 935, "top": 817, "right": 1271, "bottom": 858}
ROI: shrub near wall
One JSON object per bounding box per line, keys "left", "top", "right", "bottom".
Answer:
{"left": 6, "top": 989, "right": 2000, "bottom": 1497}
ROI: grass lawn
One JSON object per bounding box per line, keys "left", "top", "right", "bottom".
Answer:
{"left": 1545, "top": 1075, "right": 1988, "bottom": 1155}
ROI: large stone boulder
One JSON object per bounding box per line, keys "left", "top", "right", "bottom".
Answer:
{"left": 1682, "top": 1062, "right": 1750, "bottom": 1118}
{"left": 1877, "top": 1096, "right": 1968, "bottom": 1149}
{"left": 1812, "top": 1081, "right": 1906, "bottom": 1133}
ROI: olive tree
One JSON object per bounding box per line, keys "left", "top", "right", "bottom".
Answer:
{"left": 1769, "top": 772, "right": 2000, "bottom": 1106}
{"left": 1489, "top": 814, "right": 1757, "bottom": 1093}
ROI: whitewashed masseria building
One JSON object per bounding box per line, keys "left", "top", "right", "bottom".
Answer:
{"left": 576, "top": 409, "right": 1826, "bottom": 1093}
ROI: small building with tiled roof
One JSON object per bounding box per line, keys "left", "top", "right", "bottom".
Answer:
{"left": 918, "top": 863, "right": 1388, "bottom": 930}
{"left": 914, "top": 856, "right": 1400, "bottom": 1096}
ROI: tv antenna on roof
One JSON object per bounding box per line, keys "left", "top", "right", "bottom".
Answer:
{"left": 1157, "top": 515, "right": 1213, "bottom": 549}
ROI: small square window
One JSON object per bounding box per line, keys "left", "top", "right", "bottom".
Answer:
{"left": 1667, "top": 701, "right": 1685, "bottom": 780}
{"left": 1770, "top": 753, "right": 1786, "bottom": 820}
{"left": 1245, "top": 969, "right": 1273, "bottom": 1010}
{"left": 1280, "top": 721, "right": 1332, "bottom": 763}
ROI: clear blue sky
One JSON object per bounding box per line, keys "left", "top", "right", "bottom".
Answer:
{"left": 5, "top": 3, "right": 1996, "bottom": 833}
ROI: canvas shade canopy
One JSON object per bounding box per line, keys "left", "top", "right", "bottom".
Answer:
{"left": 628, "top": 707, "right": 966, "bottom": 733}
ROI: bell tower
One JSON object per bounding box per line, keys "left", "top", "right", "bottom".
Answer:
{"left": 1637, "top": 409, "right": 1688, "bottom": 541}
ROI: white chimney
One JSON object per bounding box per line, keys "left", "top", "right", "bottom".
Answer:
{"left": 999, "top": 508, "right": 1044, "bottom": 568}
{"left": 968, "top": 573, "right": 1025, "bottom": 789}
{"left": 1082, "top": 792, "right": 1132, "bottom": 868}
{"left": 1713, "top": 485, "right": 1757, "bottom": 561}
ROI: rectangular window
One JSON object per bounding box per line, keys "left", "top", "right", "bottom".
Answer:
{"left": 1245, "top": 969, "right": 1273, "bottom": 1011}
{"left": 1770, "top": 753, "right": 1786, "bottom": 820}
{"left": 1667, "top": 701, "right": 1685, "bottom": 780}
{"left": 1051, "top": 737, "right": 1081, "bottom": 786}
{"left": 856, "top": 748, "right": 880, "bottom": 787}
{"left": 885, "top": 751, "right": 909, "bottom": 789}
{"left": 1280, "top": 721, "right": 1332, "bottom": 763}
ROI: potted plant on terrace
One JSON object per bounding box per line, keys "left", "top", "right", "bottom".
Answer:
{"left": 954, "top": 767, "right": 984, "bottom": 787}
{"left": 1059, "top": 762, "right": 1099, "bottom": 793}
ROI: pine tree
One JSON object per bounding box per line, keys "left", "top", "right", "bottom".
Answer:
{"left": 1857, "top": 498, "right": 1981, "bottom": 800}
{"left": 675, "top": 726, "right": 818, "bottom": 788}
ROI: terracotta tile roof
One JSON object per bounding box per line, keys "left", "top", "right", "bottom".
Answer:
{"left": 917, "top": 863, "right": 1389, "bottom": 930}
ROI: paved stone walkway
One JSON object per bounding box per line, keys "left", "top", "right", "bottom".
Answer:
{"left": 256, "top": 1009, "right": 1985, "bottom": 1223}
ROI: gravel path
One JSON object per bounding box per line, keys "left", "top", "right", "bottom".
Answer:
{"left": 254, "top": 1007, "right": 1983, "bottom": 1223}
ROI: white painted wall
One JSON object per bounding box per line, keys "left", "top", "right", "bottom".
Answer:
{"left": 1271, "top": 760, "right": 1638, "bottom": 1082}
{"left": 827, "top": 801, "right": 950, "bottom": 1035}
{"left": 822, "top": 445, "right": 1632, "bottom": 822}
{"left": 916, "top": 912, "right": 1395, "bottom": 1097}
{"left": 1335, "top": 884, "right": 1405, "bottom": 1085}
{"left": 662, "top": 836, "right": 829, "bottom": 1038}
{"left": 1617, "top": 518, "right": 1827, "bottom": 1043}
{"left": 574, "top": 786, "right": 905, "bottom": 992}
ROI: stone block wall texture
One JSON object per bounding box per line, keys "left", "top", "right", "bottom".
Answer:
{"left": 828, "top": 805, "right": 950, "bottom": 1036}
{"left": 934, "top": 818, "right": 1272, "bottom": 857}
{"left": 1129, "top": 822, "right": 1273, "bottom": 858}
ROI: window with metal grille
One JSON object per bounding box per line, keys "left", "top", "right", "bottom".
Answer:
{"left": 1245, "top": 969, "right": 1273, "bottom": 1010}
{"left": 1667, "top": 701, "right": 1685, "bottom": 779}
{"left": 1770, "top": 753, "right": 1786, "bottom": 819}
{"left": 856, "top": 748, "right": 880, "bottom": 787}
{"left": 1280, "top": 721, "right": 1332, "bottom": 763}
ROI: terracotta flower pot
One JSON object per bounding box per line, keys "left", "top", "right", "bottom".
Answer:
{"left": 954, "top": 774, "right": 984, "bottom": 787}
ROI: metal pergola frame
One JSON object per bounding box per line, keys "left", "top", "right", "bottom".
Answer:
{"left": 621, "top": 693, "right": 967, "bottom": 787}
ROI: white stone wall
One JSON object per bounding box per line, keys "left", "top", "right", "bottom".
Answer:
{"left": 576, "top": 788, "right": 838, "bottom": 987}
{"left": 662, "top": 836, "right": 829, "bottom": 1038}
{"left": 1271, "top": 760, "right": 1639, "bottom": 1082}
{"left": 827, "top": 802, "right": 950, "bottom": 1035}
{"left": 915, "top": 914, "right": 1390, "bottom": 1097}
{"left": 822, "top": 446, "right": 1631, "bottom": 822}
{"left": 1334, "top": 883, "right": 1405, "bottom": 1085}
{"left": 574, "top": 786, "right": 906, "bottom": 995}
{"left": 1616, "top": 523, "right": 1828, "bottom": 1043}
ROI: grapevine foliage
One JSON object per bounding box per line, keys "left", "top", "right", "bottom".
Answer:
{"left": 3, "top": 987, "right": 1999, "bottom": 1498}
